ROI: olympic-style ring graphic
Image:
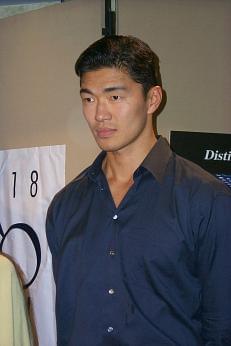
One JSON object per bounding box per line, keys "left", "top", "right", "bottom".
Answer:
{"left": 0, "top": 222, "right": 41, "bottom": 289}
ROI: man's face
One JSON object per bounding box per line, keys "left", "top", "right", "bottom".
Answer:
{"left": 80, "top": 67, "right": 158, "bottom": 153}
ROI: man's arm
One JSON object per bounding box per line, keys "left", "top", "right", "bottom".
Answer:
{"left": 46, "top": 194, "right": 62, "bottom": 282}
{"left": 194, "top": 192, "right": 231, "bottom": 345}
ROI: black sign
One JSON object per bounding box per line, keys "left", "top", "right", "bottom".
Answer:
{"left": 170, "top": 131, "right": 231, "bottom": 189}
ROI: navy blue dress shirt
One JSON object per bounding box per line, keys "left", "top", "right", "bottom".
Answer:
{"left": 46, "top": 136, "right": 231, "bottom": 346}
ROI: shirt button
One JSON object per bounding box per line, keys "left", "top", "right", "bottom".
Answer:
{"left": 108, "top": 288, "right": 115, "bottom": 295}
{"left": 109, "top": 249, "right": 116, "bottom": 256}
{"left": 107, "top": 326, "right": 113, "bottom": 333}
{"left": 112, "top": 214, "right": 118, "bottom": 220}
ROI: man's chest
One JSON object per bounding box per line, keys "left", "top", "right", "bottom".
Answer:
{"left": 59, "top": 179, "right": 196, "bottom": 287}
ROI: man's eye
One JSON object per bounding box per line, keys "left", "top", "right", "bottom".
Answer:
{"left": 111, "top": 95, "right": 121, "bottom": 101}
{"left": 83, "top": 97, "right": 94, "bottom": 103}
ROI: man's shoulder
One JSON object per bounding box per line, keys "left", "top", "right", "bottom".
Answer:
{"left": 173, "top": 152, "right": 231, "bottom": 197}
{"left": 49, "top": 165, "right": 92, "bottom": 209}
{"left": 68, "top": 166, "right": 90, "bottom": 188}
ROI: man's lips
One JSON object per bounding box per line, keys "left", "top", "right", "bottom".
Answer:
{"left": 96, "top": 128, "right": 117, "bottom": 138}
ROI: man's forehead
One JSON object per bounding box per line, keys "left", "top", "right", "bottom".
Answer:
{"left": 80, "top": 67, "right": 133, "bottom": 92}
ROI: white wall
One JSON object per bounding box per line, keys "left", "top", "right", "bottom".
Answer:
{"left": 119, "top": 0, "right": 231, "bottom": 139}
{"left": 0, "top": 0, "right": 230, "bottom": 182}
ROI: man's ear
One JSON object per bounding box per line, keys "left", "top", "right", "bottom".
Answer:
{"left": 147, "top": 86, "right": 162, "bottom": 115}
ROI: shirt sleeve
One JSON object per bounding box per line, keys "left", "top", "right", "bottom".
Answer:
{"left": 46, "top": 193, "right": 62, "bottom": 282}
{"left": 194, "top": 192, "right": 231, "bottom": 345}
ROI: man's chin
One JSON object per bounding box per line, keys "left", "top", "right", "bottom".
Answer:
{"left": 96, "top": 142, "right": 120, "bottom": 153}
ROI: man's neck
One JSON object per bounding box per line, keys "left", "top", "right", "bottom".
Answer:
{"left": 102, "top": 136, "right": 157, "bottom": 183}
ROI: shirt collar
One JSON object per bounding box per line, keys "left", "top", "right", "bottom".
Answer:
{"left": 88, "top": 151, "right": 106, "bottom": 181}
{"left": 141, "top": 136, "right": 172, "bottom": 183}
{"left": 88, "top": 136, "right": 172, "bottom": 183}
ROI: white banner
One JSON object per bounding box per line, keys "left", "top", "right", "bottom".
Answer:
{"left": 0, "top": 145, "right": 65, "bottom": 346}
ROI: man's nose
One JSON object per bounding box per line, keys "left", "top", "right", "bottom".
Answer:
{"left": 95, "top": 100, "right": 111, "bottom": 121}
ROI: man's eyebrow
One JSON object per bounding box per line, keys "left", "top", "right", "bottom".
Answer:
{"left": 80, "top": 88, "right": 93, "bottom": 95}
{"left": 80, "top": 86, "right": 127, "bottom": 94}
{"left": 104, "top": 86, "right": 127, "bottom": 93}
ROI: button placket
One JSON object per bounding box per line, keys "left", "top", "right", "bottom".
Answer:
{"left": 103, "top": 211, "right": 120, "bottom": 336}
{"left": 108, "top": 288, "right": 115, "bottom": 295}
{"left": 109, "top": 212, "right": 118, "bottom": 257}
{"left": 109, "top": 249, "right": 116, "bottom": 256}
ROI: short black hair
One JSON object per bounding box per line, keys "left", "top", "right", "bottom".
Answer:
{"left": 75, "top": 35, "right": 162, "bottom": 95}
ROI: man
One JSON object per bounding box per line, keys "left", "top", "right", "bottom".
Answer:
{"left": 46, "top": 35, "right": 231, "bottom": 345}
